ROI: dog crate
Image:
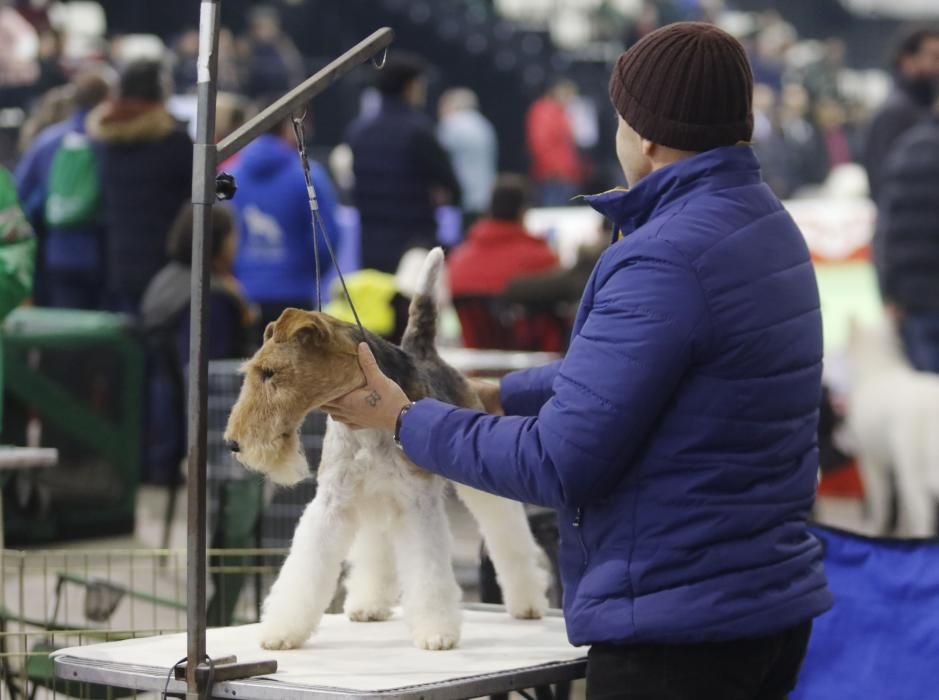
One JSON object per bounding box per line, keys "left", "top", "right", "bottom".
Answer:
{"left": 0, "top": 308, "right": 144, "bottom": 546}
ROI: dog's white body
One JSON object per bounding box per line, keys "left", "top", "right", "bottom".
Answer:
{"left": 252, "top": 249, "right": 549, "bottom": 651}
{"left": 845, "top": 322, "right": 939, "bottom": 537}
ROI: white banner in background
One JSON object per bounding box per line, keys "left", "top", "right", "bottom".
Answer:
{"left": 526, "top": 197, "right": 876, "bottom": 266}
{"left": 842, "top": 0, "right": 939, "bottom": 19}
{"left": 783, "top": 198, "right": 876, "bottom": 261}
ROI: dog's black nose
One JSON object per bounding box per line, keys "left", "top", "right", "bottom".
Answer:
{"left": 226, "top": 440, "right": 240, "bottom": 453}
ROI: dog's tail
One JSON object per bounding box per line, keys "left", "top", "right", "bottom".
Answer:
{"left": 400, "top": 247, "right": 444, "bottom": 359}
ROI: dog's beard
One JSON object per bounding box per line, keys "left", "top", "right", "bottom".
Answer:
{"left": 234, "top": 431, "right": 310, "bottom": 486}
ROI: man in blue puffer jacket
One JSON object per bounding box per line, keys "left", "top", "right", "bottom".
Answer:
{"left": 326, "top": 22, "right": 832, "bottom": 700}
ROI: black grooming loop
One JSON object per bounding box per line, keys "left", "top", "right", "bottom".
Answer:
{"left": 290, "top": 110, "right": 368, "bottom": 340}
{"left": 163, "top": 655, "right": 215, "bottom": 700}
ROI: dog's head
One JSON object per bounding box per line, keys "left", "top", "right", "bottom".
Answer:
{"left": 223, "top": 308, "right": 365, "bottom": 485}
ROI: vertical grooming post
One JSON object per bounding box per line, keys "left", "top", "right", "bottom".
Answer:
{"left": 186, "top": 10, "right": 394, "bottom": 697}
{"left": 188, "top": 0, "right": 221, "bottom": 696}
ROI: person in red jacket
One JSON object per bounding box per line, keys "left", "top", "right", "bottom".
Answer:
{"left": 448, "top": 174, "right": 558, "bottom": 296}
{"left": 448, "top": 174, "right": 563, "bottom": 350}
{"left": 526, "top": 80, "right": 583, "bottom": 206}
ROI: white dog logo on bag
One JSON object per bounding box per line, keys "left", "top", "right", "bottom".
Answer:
{"left": 244, "top": 204, "right": 285, "bottom": 258}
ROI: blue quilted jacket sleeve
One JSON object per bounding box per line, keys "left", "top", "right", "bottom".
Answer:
{"left": 401, "top": 243, "right": 710, "bottom": 508}
{"left": 499, "top": 361, "right": 562, "bottom": 416}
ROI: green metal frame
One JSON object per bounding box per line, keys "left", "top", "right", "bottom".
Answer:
{"left": 0, "top": 308, "right": 143, "bottom": 543}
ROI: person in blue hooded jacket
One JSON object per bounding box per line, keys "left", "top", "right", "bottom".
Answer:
{"left": 325, "top": 22, "right": 831, "bottom": 700}
{"left": 230, "top": 115, "right": 340, "bottom": 330}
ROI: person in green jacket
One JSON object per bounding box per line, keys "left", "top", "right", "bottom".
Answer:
{"left": 0, "top": 165, "right": 36, "bottom": 320}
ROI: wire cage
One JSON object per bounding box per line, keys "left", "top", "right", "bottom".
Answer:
{"left": 0, "top": 362, "right": 332, "bottom": 699}
{"left": 0, "top": 546, "right": 289, "bottom": 700}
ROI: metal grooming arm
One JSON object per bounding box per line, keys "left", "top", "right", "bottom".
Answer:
{"left": 188, "top": 4, "right": 393, "bottom": 696}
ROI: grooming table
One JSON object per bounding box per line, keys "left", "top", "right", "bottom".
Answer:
{"left": 53, "top": 605, "right": 586, "bottom": 699}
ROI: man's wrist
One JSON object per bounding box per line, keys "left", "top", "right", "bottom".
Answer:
{"left": 393, "top": 401, "right": 415, "bottom": 449}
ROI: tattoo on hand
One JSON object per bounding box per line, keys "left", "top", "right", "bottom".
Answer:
{"left": 365, "top": 391, "right": 381, "bottom": 407}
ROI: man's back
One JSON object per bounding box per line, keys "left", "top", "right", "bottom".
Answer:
{"left": 438, "top": 109, "right": 497, "bottom": 215}
{"left": 559, "top": 145, "right": 829, "bottom": 645}
{"left": 863, "top": 86, "right": 929, "bottom": 200}
{"left": 876, "top": 116, "right": 939, "bottom": 312}
{"left": 87, "top": 102, "right": 192, "bottom": 305}
{"left": 347, "top": 99, "right": 458, "bottom": 272}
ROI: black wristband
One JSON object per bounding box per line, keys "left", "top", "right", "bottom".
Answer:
{"left": 394, "top": 402, "right": 415, "bottom": 450}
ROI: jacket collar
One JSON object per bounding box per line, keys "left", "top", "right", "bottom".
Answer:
{"left": 85, "top": 100, "right": 177, "bottom": 143}
{"left": 584, "top": 145, "right": 762, "bottom": 242}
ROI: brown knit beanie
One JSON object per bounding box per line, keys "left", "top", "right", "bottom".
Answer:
{"left": 609, "top": 22, "right": 754, "bottom": 152}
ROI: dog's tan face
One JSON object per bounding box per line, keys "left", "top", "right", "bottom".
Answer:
{"left": 224, "top": 308, "right": 364, "bottom": 485}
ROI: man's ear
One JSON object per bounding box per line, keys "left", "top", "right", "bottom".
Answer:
{"left": 641, "top": 138, "right": 656, "bottom": 159}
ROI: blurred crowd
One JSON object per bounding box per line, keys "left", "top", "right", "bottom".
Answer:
{"left": 0, "top": 0, "right": 936, "bottom": 519}
{"left": 0, "top": 1, "right": 938, "bottom": 375}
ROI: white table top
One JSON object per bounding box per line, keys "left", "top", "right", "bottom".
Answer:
{"left": 54, "top": 606, "right": 585, "bottom": 699}
{"left": 0, "top": 446, "right": 58, "bottom": 469}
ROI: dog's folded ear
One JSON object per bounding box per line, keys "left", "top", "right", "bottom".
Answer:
{"left": 293, "top": 318, "right": 333, "bottom": 347}
{"left": 268, "top": 308, "right": 334, "bottom": 347}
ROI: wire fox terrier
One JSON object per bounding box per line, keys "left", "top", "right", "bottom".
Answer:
{"left": 224, "top": 249, "right": 549, "bottom": 650}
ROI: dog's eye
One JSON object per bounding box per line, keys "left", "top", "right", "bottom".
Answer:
{"left": 260, "top": 368, "right": 275, "bottom": 382}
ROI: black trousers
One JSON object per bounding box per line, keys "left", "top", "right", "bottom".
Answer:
{"left": 586, "top": 622, "right": 812, "bottom": 700}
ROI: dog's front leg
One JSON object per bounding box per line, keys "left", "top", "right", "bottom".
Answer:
{"left": 392, "top": 483, "right": 462, "bottom": 650}
{"left": 455, "top": 484, "right": 549, "bottom": 619}
{"left": 344, "top": 516, "right": 398, "bottom": 622}
{"left": 258, "top": 490, "right": 354, "bottom": 650}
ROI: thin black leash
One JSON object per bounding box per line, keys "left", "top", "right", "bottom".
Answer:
{"left": 291, "top": 114, "right": 368, "bottom": 342}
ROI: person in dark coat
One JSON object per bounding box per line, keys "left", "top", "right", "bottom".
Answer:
{"left": 346, "top": 54, "right": 461, "bottom": 273}
{"left": 875, "top": 104, "right": 939, "bottom": 372}
{"left": 140, "top": 203, "right": 256, "bottom": 484}
{"left": 325, "top": 23, "right": 831, "bottom": 700}
{"left": 863, "top": 27, "right": 939, "bottom": 201}
{"left": 86, "top": 60, "right": 192, "bottom": 312}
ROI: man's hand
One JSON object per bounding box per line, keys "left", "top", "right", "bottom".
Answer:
{"left": 468, "top": 378, "right": 504, "bottom": 416}
{"left": 322, "top": 343, "right": 410, "bottom": 431}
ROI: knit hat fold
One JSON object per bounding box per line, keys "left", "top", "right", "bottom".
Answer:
{"left": 609, "top": 22, "right": 754, "bottom": 152}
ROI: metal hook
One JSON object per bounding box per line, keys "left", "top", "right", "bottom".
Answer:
{"left": 372, "top": 48, "right": 388, "bottom": 70}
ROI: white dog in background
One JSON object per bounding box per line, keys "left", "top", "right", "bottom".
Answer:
{"left": 843, "top": 319, "right": 939, "bottom": 537}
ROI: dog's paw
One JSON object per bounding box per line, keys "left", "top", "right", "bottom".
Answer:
{"left": 506, "top": 590, "right": 549, "bottom": 620}
{"left": 413, "top": 631, "right": 460, "bottom": 651}
{"left": 257, "top": 619, "right": 313, "bottom": 650}
{"left": 259, "top": 635, "right": 304, "bottom": 651}
{"left": 508, "top": 602, "right": 547, "bottom": 620}
{"left": 346, "top": 605, "right": 393, "bottom": 622}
